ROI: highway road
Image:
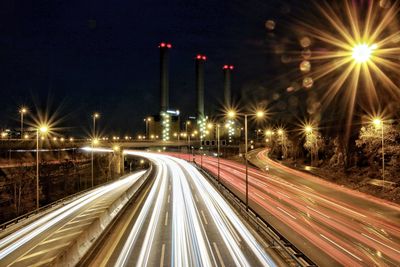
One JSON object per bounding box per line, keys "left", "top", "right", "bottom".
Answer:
{"left": 0, "top": 170, "right": 148, "bottom": 267}
{"left": 170, "top": 151, "right": 400, "bottom": 266}
{"left": 85, "top": 151, "right": 279, "bottom": 267}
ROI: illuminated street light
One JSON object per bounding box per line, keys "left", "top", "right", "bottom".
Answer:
{"left": 227, "top": 110, "right": 236, "bottom": 119}
{"left": 352, "top": 43, "right": 377, "bottom": 63}
{"left": 371, "top": 117, "right": 385, "bottom": 190}
{"left": 225, "top": 108, "right": 265, "bottom": 210}
{"left": 36, "top": 124, "right": 49, "bottom": 210}
{"left": 256, "top": 110, "right": 265, "bottom": 118}
{"left": 91, "top": 112, "right": 100, "bottom": 188}
{"left": 304, "top": 125, "right": 313, "bottom": 134}
{"left": 19, "top": 107, "right": 28, "bottom": 139}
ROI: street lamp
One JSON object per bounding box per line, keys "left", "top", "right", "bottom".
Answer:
{"left": 20, "top": 108, "right": 28, "bottom": 139}
{"left": 36, "top": 125, "right": 48, "bottom": 209}
{"left": 352, "top": 43, "right": 377, "bottom": 63}
{"left": 303, "top": 124, "right": 316, "bottom": 165}
{"left": 227, "top": 109, "right": 265, "bottom": 210}
{"left": 372, "top": 117, "right": 385, "bottom": 189}
{"left": 144, "top": 117, "right": 151, "bottom": 139}
{"left": 91, "top": 112, "right": 100, "bottom": 188}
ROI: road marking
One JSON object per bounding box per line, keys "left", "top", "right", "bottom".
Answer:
{"left": 201, "top": 210, "right": 208, "bottom": 225}
{"left": 255, "top": 192, "right": 265, "bottom": 200}
{"left": 362, "top": 233, "right": 400, "bottom": 254}
{"left": 94, "top": 181, "right": 154, "bottom": 267}
{"left": 277, "top": 191, "right": 290, "bottom": 198}
{"left": 306, "top": 206, "right": 330, "bottom": 219}
{"left": 160, "top": 244, "right": 166, "bottom": 267}
{"left": 213, "top": 242, "right": 226, "bottom": 267}
{"left": 164, "top": 211, "right": 169, "bottom": 226}
{"left": 320, "top": 234, "right": 363, "bottom": 261}
{"left": 276, "top": 206, "right": 297, "bottom": 220}
{"left": 194, "top": 194, "right": 199, "bottom": 202}
{"left": 167, "top": 194, "right": 170, "bottom": 203}
{"left": 325, "top": 200, "right": 367, "bottom": 218}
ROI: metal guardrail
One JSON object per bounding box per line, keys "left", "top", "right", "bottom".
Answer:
{"left": 196, "top": 164, "right": 316, "bottom": 267}
{"left": 0, "top": 169, "right": 147, "bottom": 231}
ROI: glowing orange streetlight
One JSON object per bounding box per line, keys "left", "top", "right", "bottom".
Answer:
{"left": 371, "top": 117, "right": 385, "bottom": 189}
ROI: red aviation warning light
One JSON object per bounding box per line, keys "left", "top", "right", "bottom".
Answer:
{"left": 159, "top": 42, "right": 172, "bottom": 48}
{"left": 196, "top": 54, "right": 207, "bottom": 61}
{"left": 223, "top": 64, "right": 234, "bottom": 70}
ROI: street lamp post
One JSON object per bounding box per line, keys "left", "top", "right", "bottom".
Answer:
{"left": 304, "top": 125, "right": 314, "bottom": 165}
{"left": 185, "top": 121, "right": 191, "bottom": 149}
{"left": 92, "top": 113, "right": 99, "bottom": 188}
{"left": 373, "top": 118, "right": 385, "bottom": 190}
{"left": 36, "top": 125, "right": 48, "bottom": 210}
{"left": 144, "top": 117, "right": 151, "bottom": 139}
{"left": 228, "top": 109, "right": 264, "bottom": 210}
{"left": 217, "top": 124, "right": 221, "bottom": 180}
{"left": 20, "top": 108, "right": 27, "bottom": 139}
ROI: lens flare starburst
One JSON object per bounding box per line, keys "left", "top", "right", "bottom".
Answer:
{"left": 295, "top": 0, "right": 400, "bottom": 135}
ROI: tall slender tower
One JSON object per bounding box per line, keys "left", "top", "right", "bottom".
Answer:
{"left": 223, "top": 64, "right": 234, "bottom": 107}
{"left": 195, "top": 54, "right": 207, "bottom": 118}
{"left": 159, "top": 42, "right": 172, "bottom": 111}
{"left": 223, "top": 64, "right": 235, "bottom": 142}
{"left": 159, "top": 42, "right": 172, "bottom": 141}
{"left": 196, "top": 54, "right": 207, "bottom": 141}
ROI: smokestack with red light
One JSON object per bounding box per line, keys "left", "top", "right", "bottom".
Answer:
{"left": 223, "top": 64, "right": 234, "bottom": 107}
{"left": 196, "top": 54, "right": 207, "bottom": 118}
{"left": 159, "top": 42, "right": 172, "bottom": 111}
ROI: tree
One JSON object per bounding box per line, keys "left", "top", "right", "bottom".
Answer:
{"left": 304, "top": 130, "right": 323, "bottom": 166}
{"left": 356, "top": 122, "right": 400, "bottom": 181}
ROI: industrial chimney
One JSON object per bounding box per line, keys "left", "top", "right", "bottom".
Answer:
{"left": 159, "top": 42, "right": 172, "bottom": 111}
{"left": 195, "top": 54, "right": 207, "bottom": 118}
{"left": 223, "top": 64, "right": 234, "bottom": 107}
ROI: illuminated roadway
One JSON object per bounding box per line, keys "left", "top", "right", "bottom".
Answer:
{"left": 0, "top": 170, "right": 147, "bottom": 266}
{"left": 85, "top": 151, "right": 279, "bottom": 267}
{"left": 170, "top": 150, "right": 400, "bottom": 266}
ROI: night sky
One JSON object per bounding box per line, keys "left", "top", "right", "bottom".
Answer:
{"left": 0, "top": 0, "right": 302, "bottom": 136}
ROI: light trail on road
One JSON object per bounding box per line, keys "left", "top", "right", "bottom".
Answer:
{"left": 169, "top": 151, "right": 400, "bottom": 266}
{"left": 94, "top": 151, "right": 277, "bottom": 267}
{"left": 0, "top": 170, "right": 147, "bottom": 266}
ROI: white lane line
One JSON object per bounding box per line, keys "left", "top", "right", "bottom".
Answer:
{"left": 164, "top": 212, "right": 169, "bottom": 226}
{"left": 160, "top": 243, "right": 165, "bottom": 267}
{"left": 362, "top": 233, "right": 400, "bottom": 254}
{"left": 255, "top": 192, "right": 265, "bottom": 200}
{"left": 201, "top": 210, "right": 208, "bottom": 225}
{"left": 212, "top": 242, "right": 226, "bottom": 267}
{"left": 277, "top": 191, "right": 291, "bottom": 198}
{"left": 276, "top": 206, "right": 297, "bottom": 220}
{"left": 320, "top": 234, "right": 363, "bottom": 261}
{"left": 194, "top": 194, "right": 199, "bottom": 203}
{"left": 306, "top": 206, "right": 330, "bottom": 219}
{"left": 167, "top": 194, "right": 170, "bottom": 203}
{"left": 324, "top": 199, "right": 366, "bottom": 218}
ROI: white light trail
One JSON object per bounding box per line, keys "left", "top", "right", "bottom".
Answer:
{"left": 0, "top": 171, "right": 146, "bottom": 261}
{"left": 122, "top": 151, "right": 277, "bottom": 267}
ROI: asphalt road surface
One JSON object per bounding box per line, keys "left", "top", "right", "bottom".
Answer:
{"left": 170, "top": 150, "right": 400, "bottom": 266}
{"left": 0, "top": 170, "right": 147, "bottom": 267}
{"left": 86, "top": 151, "right": 278, "bottom": 267}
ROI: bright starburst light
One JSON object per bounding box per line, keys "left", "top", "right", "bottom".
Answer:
{"left": 295, "top": 1, "right": 400, "bottom": 133}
